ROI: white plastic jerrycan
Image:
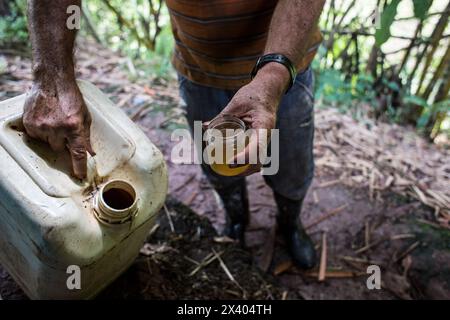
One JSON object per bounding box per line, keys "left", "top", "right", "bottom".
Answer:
{"left": 0, "top": 80, "right": 168, "bottom": 299}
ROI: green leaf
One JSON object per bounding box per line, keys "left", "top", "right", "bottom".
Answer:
{"left": 375, "top": 0, "right": 402, "bottom": 47}
{"left": 412, "top": 0, "right": 433, "bottom": 20}
{"left": 404, "top": 95, "right": 428, "bottom": 107}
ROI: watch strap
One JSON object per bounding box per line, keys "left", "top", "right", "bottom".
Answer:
{"left": 251, "top": 53, "right": 296, "bottom": 93}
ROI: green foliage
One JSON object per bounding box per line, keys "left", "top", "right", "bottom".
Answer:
{"left": 314, "top": 67, "right": 376, "bottom": 108}
{"left": 0, "top": 0, "right": 28, "bottom": 47}
{"left": 375, "top": 0, "right": 433, "bottom": 47}
{"left": 375, "top": 0, "right": 402, "bottom": 47}
{"left": 412, "top": 0, "right": 433, "bottom": 20}
{"left": 83, "top": 0, "right": 173, "bottom": 79}
{"left": 416, "top": 98, "right": 450, "bottom": 130}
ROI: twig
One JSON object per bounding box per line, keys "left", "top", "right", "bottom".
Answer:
{"left": 173, "top": 174, "right": 196, "bottom": 193}
{"left": 355, "top": 234, "right": 415, "bottom": 254}
{"left": 339, "top": 255, "right": 382, "bottom": 265}
{"left": 186, "top": 190, "right": 199, "bottom": 206}
{"left": 212, "top": 248, "right": 246, "bottom": 297}
{"left": 304, "top": 270, "right": 365, "bottom": 278}
{"left": 369, "top": 170, "right": 375, "bottom": 201}
{"left": 313, "top": 191, "right": 319, "bottom": 204}
{"left": 163, "top": 204, "right": 175, "bottom": 233}
{"left": 306, "top": 204, "right": 348, "bottom": 230}
{"left": 188, "top": 252, "right": 222, "bottom": 277}
{"left": 147, "top": 223, "right": 160, "bottom": 238}
{"left": 355, "top": 237, "right": 389, "bottom": 254}
{"left": 365, "top": 220, "right": 370, "bottom": 248}
{"left": 317, "top": 179, "right": 341, "bottom": 188}
{"left": 390, "top": 233, "right": 416, "bottom": 241}
{"left": 318, "top": 231, "right": 327, "bottom": 282}
{"left": 417, "top": 218, "right": 446, "bottom": 230}
{"left": 130, "top": 103, "right": 151, "bottom": 121}
{"left": 394, "top": 241, "right": 421, "bottom": 263}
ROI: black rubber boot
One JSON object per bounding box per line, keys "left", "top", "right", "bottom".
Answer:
{"left": 216, "top": 181, "right": 249, "bottom": 245}
{"left": 274, "top": 192, "right": 317, "bottom": 270}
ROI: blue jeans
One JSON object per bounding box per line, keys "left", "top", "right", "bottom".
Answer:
{"left": 178, "top": 68, "right": 315, "bottom": 201}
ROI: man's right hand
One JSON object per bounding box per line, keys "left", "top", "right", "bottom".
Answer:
{"left": 23, "top": 79, "right": 95, "bottom": 180}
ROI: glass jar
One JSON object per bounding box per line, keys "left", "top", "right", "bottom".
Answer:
{"left": 205, "top": 115, "right": 250, "bottom": 176}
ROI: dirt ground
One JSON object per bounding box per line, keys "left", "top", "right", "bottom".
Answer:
{"left": 0, "top": 41, "right": 449, "bottom": 300}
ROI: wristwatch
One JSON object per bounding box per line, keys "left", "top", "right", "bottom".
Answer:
{"left": 251, "top": 53, "right": 296, "bottom": 93}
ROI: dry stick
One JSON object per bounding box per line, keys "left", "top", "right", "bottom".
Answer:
{"left": 147, "top": 223, "right": 160, "bottom": 238}
{"left": 317, "top": 179, "right": 341, "bottom": 188}
{"left": 355, "top": 234, "right": 416, "bottom": 254}
{"left": 306, "top": 204, "right": 348, "bottom": 230}
{"left": 212, "top": 248, "right": 246, "bottom": 298}
{"left": 365, "top": 220, "right": 370, "bottom": 248}
{"left": 188, "top": 251, "right": 223, "bottom": 277}
{"left": 183, "top": 256, "right": 200, "bottom": 266}
{"left": 417, "top": 218, "right": 446, "bottom": 229}
{"left": 318, "top": 231, "right": 327, "bottom": 282}
{"left": 313, "top": 191, "right": 320, "bottom": 204}
{"left": 369, "top": 170, "right": 375, "bottom": 201}
{"left": 305, "top": 270, "right": 365, "bottom": 278}
{"left": 130, "top": 103, "right": 151, "bottom": 121}
{"left": 339, "top": 255, "right": 382, "bottom": 265}
{"left": 186, "top": 190, "right": 199, "bottom": 206}
{"left": 163, "top": 204, "right": 175, "bottom": 233}
{"left": 395, "top": 241, "right": 421, "bottom": 263}
{"left": 354, "top": 237, "right": 389, "bottom": 254}
{"left": 172, "top": 174, "right": 196, "bottom": 193}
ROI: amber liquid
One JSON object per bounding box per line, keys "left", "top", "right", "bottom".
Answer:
{"left": 210, "top": 163, "right": 250, "bottom": 176}
{"left": 209, "top": 145, "right": 250, "bottom": 176}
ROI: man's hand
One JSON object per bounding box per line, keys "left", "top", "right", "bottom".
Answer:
{"left": 23, "top": 79, "right": 94, "bottom": 180}
{"left": 214, "top": 62, "right": 290, "bottom": 176}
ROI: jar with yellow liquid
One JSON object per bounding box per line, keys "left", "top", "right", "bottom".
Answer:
{"left": 205, "top": 115, "right": 250, "bottom": 176}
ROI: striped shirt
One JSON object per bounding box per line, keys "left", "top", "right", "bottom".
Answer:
{"left": 166, "top": 0, "right": 322, "bottom": 89}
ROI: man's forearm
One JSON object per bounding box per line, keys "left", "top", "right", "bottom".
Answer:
{"left": 255, "top": 0, "right": 325, "bottom": 95}
{"left": 265, "top": 0, "right": 325, "bottom": 64}
{"left": 28, "top": 0, "right": 80, "bottom": 83}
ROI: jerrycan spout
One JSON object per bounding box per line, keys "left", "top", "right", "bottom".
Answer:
{"left": 93, "top": 179, "right": 139, "bottom": 226}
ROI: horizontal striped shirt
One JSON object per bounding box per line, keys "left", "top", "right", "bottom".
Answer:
{"left": 166, "top": 0, "right": 322, "bottom": 89}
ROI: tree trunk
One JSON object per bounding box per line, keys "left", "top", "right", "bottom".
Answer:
{"left": 422, "top": 43, "right": 450, "bottom": 101}
{"left": 415, "top": 1, "right": 450, "bottom": 95}
{"left": 426, "top": 61, "right": 450, "bottom": 138}
{"left": 398, "top": 20, "right": 423, "bottom": 75}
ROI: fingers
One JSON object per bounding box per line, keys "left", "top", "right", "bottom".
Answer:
{"left": 227, "top": 128, "right": 270, "bottom": 176}
{"left": 230, "top": 130, "right": 260, "bottom": 167}
{"left": 66, "top": 134, "right": 88, "bottom": 180}
{"left": 84, "top": 113, "right": 95, "bottom": 156}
